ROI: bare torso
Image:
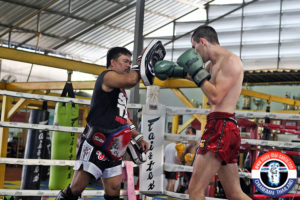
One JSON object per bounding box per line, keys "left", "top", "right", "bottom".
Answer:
{"left": 206, "top": 50, "right": 243, "bottom": 113}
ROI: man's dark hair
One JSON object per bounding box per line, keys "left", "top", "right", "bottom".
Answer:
{"left": 187, "top": 126, "right": 196, "bottom": 135}
{"left": 106, "top": 47, "right": 132, "bottom": 68}
{"left": 192, "top": 25, "right": 220, "bottom": 45}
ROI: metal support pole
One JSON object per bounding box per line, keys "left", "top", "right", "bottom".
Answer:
{"left": 129, "top": 0, "right": 144, "bottom": 126}
{"left": 8, "top": 31, "right": 11, "bottom": 48}
{"left": 172, "top": 115, "right": 179, "bottom": 134}
{"left": 276, "top": 0, "right": 283, "bottom": 69}
{"left": 239, "top": 0, "right": 245, "bottom": 59}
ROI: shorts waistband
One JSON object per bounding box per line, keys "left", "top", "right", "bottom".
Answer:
{"left": 84, "top": 124, "right": 130, "bottom": 138}
{"left": 207, "top": 112, "right": 237, "bottom": 125}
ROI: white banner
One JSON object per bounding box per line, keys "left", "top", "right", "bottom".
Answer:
{"left": 139, "top": 104, "right": 166, "bottom": 195}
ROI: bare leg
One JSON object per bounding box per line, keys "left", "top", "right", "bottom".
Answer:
{"left": 166, "top": 179, "right": 176, "bottom": 192}
{"left": 102, "top": 174, "right": 122, "bottom": 196}
{"left": 64, "top": 168, "right": 92, "bottom": 196}
{"left": 166, "top": 179, "right": 177, "bottom": 200}
{"left": 188, "top": 152, "right": 221, "bottom": 200}
{"left": 218, "top": 163, "right": 252, "bottom": 200}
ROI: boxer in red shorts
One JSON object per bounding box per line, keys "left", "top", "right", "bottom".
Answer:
{"left": 152, "top": 25, "right": 251, "bottom": 200}
{"left": 163, "top": 25, "right": 251, "bottom": 200}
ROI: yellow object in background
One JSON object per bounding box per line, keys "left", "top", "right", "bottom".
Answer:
{"left": 184, "top": 153, "right": 195, "bottom": 163}
{"left": 175, "top": 143, "right": 185, "bottom": 157}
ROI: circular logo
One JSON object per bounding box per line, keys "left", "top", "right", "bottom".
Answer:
{"left": 252, "top": 151, "right": 297, "bottom": 197}
{"left": 92, "top": 132, "right": 106, "bottom": 147}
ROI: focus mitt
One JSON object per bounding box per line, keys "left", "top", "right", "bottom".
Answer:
{"left": 127, "top": 136, "right": 147, "bottom": 165}
{"left": 140, "top": 40, "right": 166, "bottom": 86}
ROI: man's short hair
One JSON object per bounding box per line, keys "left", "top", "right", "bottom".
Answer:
{"left": 192, "top": 25, "right": 220, "bottom": 45}
{"left": 106, "top": 47, "right": 132, "bottom": 68}
{"left": 187, "top": 126, "right": 196, "bottom": 135}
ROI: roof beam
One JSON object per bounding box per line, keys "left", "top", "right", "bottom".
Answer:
{"left": 0, "top": 46, "right": 105, "bottom": 75}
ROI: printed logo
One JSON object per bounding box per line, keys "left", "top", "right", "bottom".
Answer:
{"left": 80, "top": 140, "right": 93, "bottom": 161}
{"left": 96, "top": 150, "right": 106, "bottom": 160}
{"left": 252, "top": 151, "right": 297, "bottom": 197}
{"left": 92, "top": 132, "right": 106, "bottom": 146}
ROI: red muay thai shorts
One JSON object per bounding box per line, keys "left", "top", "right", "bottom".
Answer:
{"left": 197, "top": 112, "right": 241, "bottom": 164}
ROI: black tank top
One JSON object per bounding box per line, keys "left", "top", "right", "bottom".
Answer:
{"left": 86, "top": 70, "right": 128, "bottom": 129}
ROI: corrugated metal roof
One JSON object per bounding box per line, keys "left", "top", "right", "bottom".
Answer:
{"left": 244, "top": 69, "right": 300, "bottom": 85}
{"left": 0, "top": 0, "right": 203, "bottom": 64}
{"left": 1, "top": 0, "right": 300, "bottom": 85}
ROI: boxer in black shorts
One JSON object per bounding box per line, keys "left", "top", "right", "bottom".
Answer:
{"left": 56, "top": 47, "right": 149, "bottom": 200}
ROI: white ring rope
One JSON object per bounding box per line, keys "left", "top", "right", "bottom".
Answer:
{"left": 165, "top": 133, "right": 300, "bottom": 149}
{"left": 0, "top": 90, "right": 142, "bottom": 109}
{"left": 163, "top": 163, "right": 251, "bottom": 179}
{"left": 166, "top": 107, "right": 300, "bottom": 121}
{"left": 0, "top": 157, "right": 137, "bottom": 168}
{"left": 0, "top": 157, "right": 75, "bottom": 166}
{"left": 241, "top": 138, "right": 300, "bottom": 148}
{"left": 164, "top": 191, "right": 226, "bottom": 200}
{"left": 0, "top": 121, "right": 84, "bottom": 133}
{"left": 0, "top": 189, "right": 140, "bottom": 197}
{"left": 165, "top": 133, "right": 201, "bottom": 142}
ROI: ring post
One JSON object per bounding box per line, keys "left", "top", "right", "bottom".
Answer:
{"left": 139, "top": 85, "right": 165, "bottom": 196}
{"left": 139, "top": 103, "right": 165, "bottom": 196}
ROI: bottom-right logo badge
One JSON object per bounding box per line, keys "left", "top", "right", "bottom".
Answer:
{"left": 252, "top": 151, "right": 297, "bottom": 197}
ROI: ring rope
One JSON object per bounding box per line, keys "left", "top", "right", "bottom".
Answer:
{"left": 164, "top": 163, "right": 251, "bottom": 178}
{"left": 262, "top": 123, "right": 300, "bottom": 130}
{"left": 260, "top": 123, "right": 300, "bottom": 135}
{"left": 0, "top": 189, "right": 140, "bottom": 196}
{"left": 251, "top": 148, "right": 300, "bottom": 156}
{"left": 241, "top": 138, "right": 300, "bottom": 148}
{"left": 165, "top": 133, "right": 201, "bottom": 142}
{"left": 164, "top": 191, "right": 226, "bottom": 200}
{"left": 165, "top": 133, "right": 300, "bottom": 148}
{"left": 166, "top": 107, "right": 300, "bottom": 121}
{"left": 0, "top": 121, "right": 84, "bottom": 133}
{"left": 0, "top": 157, "right": 137, "bottom": 168}
{"left": 0, "top": 157, "right": 75, "bottom": 166}
{"left": 0, "top": 90, "right": 142, "bottom": 109}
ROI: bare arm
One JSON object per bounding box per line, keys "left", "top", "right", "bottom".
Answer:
{"left": 102, "top": 70, "right": 140, "bottom": 92}
{"left": 201, "top": 56, "right": 243, "bottom": 105}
